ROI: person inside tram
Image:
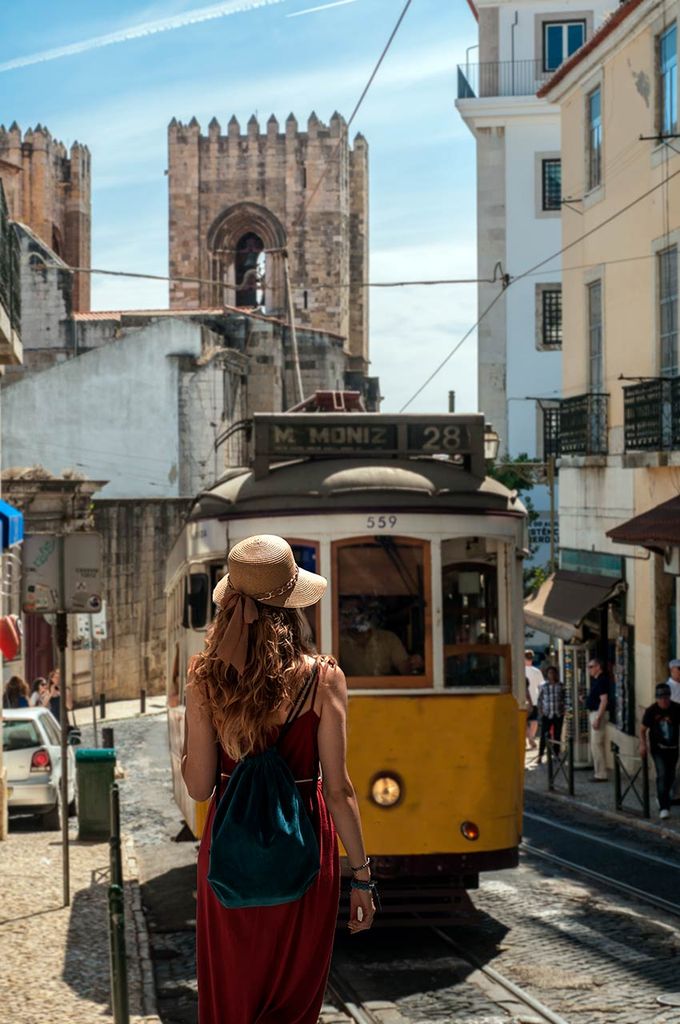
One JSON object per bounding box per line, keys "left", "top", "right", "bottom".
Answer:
{"left": 339, "top": 599, "right": 424, "bottom": 677}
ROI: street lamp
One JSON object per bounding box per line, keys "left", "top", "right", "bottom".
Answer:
{"left": 484, "top": 425, "right": 501, "bottom": 461}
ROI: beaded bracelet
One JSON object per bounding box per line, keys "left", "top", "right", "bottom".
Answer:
{"left": 350, "top": 878, "right": 382, "bottom": 911}
{"left": 350, "top": 856, "right": 371, "bottom": 874}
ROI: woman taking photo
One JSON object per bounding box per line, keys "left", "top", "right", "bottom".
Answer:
{"left": 182, "top": 535, "right": 375, "bottom": 1024}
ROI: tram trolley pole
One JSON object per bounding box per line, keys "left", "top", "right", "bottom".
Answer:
{"left": 108, "top": 782, "right": 129, "bottom": 1024}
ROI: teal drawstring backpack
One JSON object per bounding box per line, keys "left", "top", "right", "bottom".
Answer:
{"left": 208, "top": 663, "right": 321, "bottom": 909}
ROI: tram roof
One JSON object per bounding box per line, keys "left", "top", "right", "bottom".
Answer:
{"left": 190, "top": 457, "right": 525, "bottom": 521}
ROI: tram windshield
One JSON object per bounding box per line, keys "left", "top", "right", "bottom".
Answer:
{"left": 335, "top": 538, "right": 428, "bottom": 686}
{"left": 442, "top": 547, "right": 507, "bottom": 690}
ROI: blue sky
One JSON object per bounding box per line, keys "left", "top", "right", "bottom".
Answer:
{"left": 1, "top": 0, "right": 479, "bottom": 413}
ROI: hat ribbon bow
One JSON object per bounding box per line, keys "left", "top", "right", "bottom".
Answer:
{"left": 215, "top": 588, "right": 259, "bottom": 675}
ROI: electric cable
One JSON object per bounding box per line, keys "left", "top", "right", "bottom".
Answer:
{"left": 398, "top": 287, "right": 507, "bottom": 413}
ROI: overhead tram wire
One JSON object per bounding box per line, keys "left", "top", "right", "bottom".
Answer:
{"left": 291, "top": 0, "right": 415, "bottom": 232}
{"left": 399, "top": 147, "right": 680, "bottom": 412}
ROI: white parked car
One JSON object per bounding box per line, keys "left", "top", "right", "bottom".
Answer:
{"left": 2, "top": 707, "right": 78, "bottom": 829}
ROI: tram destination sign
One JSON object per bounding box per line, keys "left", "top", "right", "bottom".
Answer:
{"left": 253, "top": 414, "right": 486, "bottom": 477}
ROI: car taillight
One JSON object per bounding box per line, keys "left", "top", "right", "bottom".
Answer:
{"left": 30, "top": 749, "right": 51, "bottom": 772}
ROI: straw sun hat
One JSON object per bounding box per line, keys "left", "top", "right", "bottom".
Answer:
{"left": 213, "top": 535, "right": 327, "bottom": 610}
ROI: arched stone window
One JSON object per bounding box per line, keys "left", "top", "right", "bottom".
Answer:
{"left": 235, "top": 232, "right": 265, "bottom": 307}
{"left": 208, "top": 202, "right": 286, "bottom": 314}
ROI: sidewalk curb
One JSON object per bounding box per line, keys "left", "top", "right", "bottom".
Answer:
{"left": 123, "top": 834, "right": 163, "bottom": 1024}
{"left": 527, "top": 787, "right": 680, "bottom": 847}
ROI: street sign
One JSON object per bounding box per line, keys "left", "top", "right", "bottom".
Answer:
{"left": 22, "top": 533, "right": 103, "bottom": 614}
{"left": 76, "top": 601, "right": 108, "bottom": 643}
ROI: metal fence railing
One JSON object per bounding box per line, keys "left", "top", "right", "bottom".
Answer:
{"left": 623, "top": 378, "right": 680, "bottom": 452}
{"left": 457, "top": 59, "right": 552, "bottom": 99}
{"left": 611, "top": 743, "right": 650, "bottom": 818}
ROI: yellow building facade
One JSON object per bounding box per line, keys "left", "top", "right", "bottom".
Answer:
{"left": 541, "top": 0, "right": 680, "bottom": 754}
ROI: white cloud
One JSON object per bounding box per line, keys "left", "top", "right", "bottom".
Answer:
{"left": 287, "top": 0, "right": 360, "bottom": 15}
{"left": 0, "top": 0, "right": 288, "bottom": 73}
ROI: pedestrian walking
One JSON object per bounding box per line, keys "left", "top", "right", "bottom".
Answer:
{"left": 2, "top": 675, "right": 30, "bottom": 708}
{"left": 537, "top": 665, "right": 565, "bottom": 763}
{"left": 525, "top": 650, "right": 543, "bottom": 749}
{"left": 29, "top": 677, "right": 49, "bottom": 707}
{"left": 640, "top": 683, "right": 680, "bottom": 820}
{"left": 666, "top": 659, "right": 680, "bottom": 703}
{"left": 586, "top": 656, "right": 610, "bottom": 781}
{"left": 182, "top": 535, "right": 375, "bottom": 1024}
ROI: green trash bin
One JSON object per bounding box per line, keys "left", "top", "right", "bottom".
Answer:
{"left": 75, "top": 748, "right": 116, "bottom": 839}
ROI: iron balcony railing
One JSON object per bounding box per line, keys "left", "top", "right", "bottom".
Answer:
{"left": 559, "top": 393, "right": 609, "bottom": 456}
{"left": 0, "top": 182, "right": 20, "bottom": 334}
{"left": 457, "top": 59, "right": 553, "bottom": 99}
{"left": 623, "top": 378, "right": 680, "bottom": 451}
{"left": 542, "top": 405, "right": 561, "bottom": 460}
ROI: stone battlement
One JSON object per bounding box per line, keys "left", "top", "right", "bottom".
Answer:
{"left": 0, "top": 122, "right": 91, "bottom": 312}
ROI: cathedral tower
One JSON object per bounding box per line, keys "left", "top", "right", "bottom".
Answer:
{"left": 168, "top": 112, "right": 369, "bottom": 371}
{"left": 0, "top": 123, "right": 91, "bottom": 312}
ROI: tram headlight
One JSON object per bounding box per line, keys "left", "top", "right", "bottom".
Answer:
{"left": 460, "top": 820, "right": 480, "bottom": 841}
{"left": 370, "top": 773, "right": 402, "bottom": 808}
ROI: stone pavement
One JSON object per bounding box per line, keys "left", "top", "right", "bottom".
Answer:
{"left": 73, "top": 693, "right": 169, "bottom": 729}
{"left": 523, "top": 741, "right": 680, "bottom": 842}
{"left": 0, "top": 698, "right": 166, "bottom": 1024}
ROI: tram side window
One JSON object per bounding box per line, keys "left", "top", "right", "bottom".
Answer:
{"left": 335, "top": 538, "right": 427, "bottom": 683}
{"left": 183, "top": 573, "right": 210, "bottom": 629}
{"left": 289, "top": 543, "right": 320, "bottom": 646}
{"left": 443, "top": 561, "right": 506, "bottom": 689}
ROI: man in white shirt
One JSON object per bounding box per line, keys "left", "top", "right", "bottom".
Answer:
{"left": 525, "top": 649, "right": 544, "bottom": 750}
{"left": 667, "top": 659, "right": 680, "bottom": 704}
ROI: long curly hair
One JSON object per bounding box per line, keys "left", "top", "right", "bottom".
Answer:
{"left": 4, "top": 675, "right": 29, "bottom": 707}
{"left": 190, "top": 605, "right": 315, "bottom": 760}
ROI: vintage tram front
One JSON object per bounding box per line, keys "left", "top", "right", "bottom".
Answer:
{"left": 166, "top": 412, "right": 528, "bottom": 919}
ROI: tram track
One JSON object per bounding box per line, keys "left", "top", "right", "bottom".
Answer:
{"left": 521, "top": 809, "right": 680, "bottom": 920}
{"left": 326, "top": 925, "right": 573, "bottom": 1024}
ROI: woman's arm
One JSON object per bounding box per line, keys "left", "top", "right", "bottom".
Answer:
{"left": 318, "top": 661, "right": 374, "bottom": 932}
{"left": 181, "top": 681, "right": 218, "bottom": 802}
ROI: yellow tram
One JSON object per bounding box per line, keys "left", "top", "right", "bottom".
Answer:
{"left": 165, "top": 411, "right": 528, "bottom": 917}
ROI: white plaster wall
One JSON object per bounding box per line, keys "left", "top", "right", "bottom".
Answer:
{"left": 558, "top": 464, "right": 636, "bottom": 554}
{"left": 1, "top": 320, "right": 203, "bottom": 498}
{"left": 504, "top": 115, "right": 562, "bottom": 461}
{"left": 496, "top": 0, "right": 612, "bottom": 65}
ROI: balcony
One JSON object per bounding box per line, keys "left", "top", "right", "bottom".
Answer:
{"left": 559, "top": 393, "right": 609, "bottom": 456}
{"left": 623, "top": 378, "right": 680, "bottom": 451}
{"left": 457, "top": 59, "right": 553, "bottom": 100}
{"left": 0, "top": 181, "right": 21, "bottom": 365}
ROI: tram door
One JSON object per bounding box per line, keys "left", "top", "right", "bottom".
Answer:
{"left": 561, "top": 643, "right": 596, "bottom": 767}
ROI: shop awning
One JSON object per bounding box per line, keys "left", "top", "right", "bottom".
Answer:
{"left": 606, "top": 494, "right": 680, "bottom": 553}
{"left": 524, "top": 569, "right": 623, "bottom": 641}
{"left": 0, "top": 499, "right": 23, "bottom": 550}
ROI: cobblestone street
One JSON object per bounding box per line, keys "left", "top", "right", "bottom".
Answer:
{"left": 103, "top": 711, "right": 680, "bottom": 1024}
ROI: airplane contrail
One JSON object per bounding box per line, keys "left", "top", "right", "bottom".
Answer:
{"left": 287, "top": 0, "right": 360, "bottom": 16}
{"left": 0, "top": 0, "right": 287, "bottom": 74}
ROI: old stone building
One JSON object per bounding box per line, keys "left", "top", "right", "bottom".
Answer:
{"left": 168, "top": 112, "right": 369, "bottom": 373}
{"left": 0, "top": 123, "right": 91, "bottom": 312}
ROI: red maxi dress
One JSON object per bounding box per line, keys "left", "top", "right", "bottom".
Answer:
{"left": 196, "top": 676, "right": 340, "bottom": 1024}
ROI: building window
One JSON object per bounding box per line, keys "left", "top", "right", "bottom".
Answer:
{"left": 543, "top": 20, "right": 586, "bottom": 72}
{"left": 542, "top": 159, "right": 562, "bottom": 211}
{"left": 587, "top": 87, "right": 602, "bottom": 191}
{"left": 542, "top": 288, "right": 562, "bottom": 346}
{"left": 588, "top": 280, "right": 603, "bottom": 390}
{"left": 659, "top": 23, "right": 678, "bottom": 137}
{"left": 659, "top": 246, "right": 678, "bottom": 376}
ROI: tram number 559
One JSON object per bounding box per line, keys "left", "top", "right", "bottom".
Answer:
{"left": 366, "top": 515, "right": 398, "bottom": 529}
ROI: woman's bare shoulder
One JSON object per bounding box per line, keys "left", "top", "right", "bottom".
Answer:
{"left": 316, "top": 656, "right": 347, "bottom": 695}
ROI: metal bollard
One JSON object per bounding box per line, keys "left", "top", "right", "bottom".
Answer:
{"left": 642, "top": 753, "right": 650, "bottom": 819}
{"left": 612, "top": 742, "right": 622, "bottom": 809}
{"left": 103, "top": 727, "right": 115, "bottom": 750}
{"left": 110, "top": 783, "right": 123, "bottom": 889}
{"left": 567, "top": 735, "right": 575, "bottom": 796}
{"left": 100, "top": 692, "right": 106, "bottom": 720}
{"left": 108, "top": 884, "right": 130, "bottom": 1024}
{"left": 140, "top": 688, "right": 146, "bottom": 715}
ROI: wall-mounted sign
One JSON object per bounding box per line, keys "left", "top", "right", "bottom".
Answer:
{"left": 22, "top": 533, "right": 103, "bottom": 615}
